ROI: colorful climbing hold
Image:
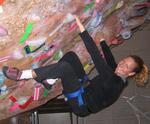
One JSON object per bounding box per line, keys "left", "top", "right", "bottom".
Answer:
{"left": 0, "top": 25, "right": 8, "bottom": 37}
{"left": 19, "top": 23, "right": 33, "bottom": 45}
{"left": 84, "top": 0, "right": 96, "bottom": 13}
{"left": 0, "top": 70, "right": 5, "bottom": 86}
{"left": 43, "top": 88, "right": 49, "bottom": 97}
{"left": 0, "top": 0, "right": 4, "bottom": 5}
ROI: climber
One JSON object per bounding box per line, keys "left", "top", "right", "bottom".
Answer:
{"left": 2, "top": 16, "right": 149, "bottom": 117}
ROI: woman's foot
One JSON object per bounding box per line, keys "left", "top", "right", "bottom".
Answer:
{"left": 2, "top": 66, "right": 22, "bottom": 81}
{"left": 42, "top": 80, "right": 53, "bottom": 90}
{"left": 41, "top": 78, "right": 58, "bottom": 90}
{"left": 2, "top": 66, "right": 34, "bottom": 81}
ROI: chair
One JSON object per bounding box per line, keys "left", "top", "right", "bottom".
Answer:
{"left": 31, "top": 97, "right": 78, "bottom": 124}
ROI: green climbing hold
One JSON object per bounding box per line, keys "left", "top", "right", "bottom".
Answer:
{"left": 19, "top": 23, "right": 33, "bottom": 45}
{"left": 43, "top": 88, "right": 49, "bottom": 97}
{"left": 84, "top": 0, "right": 95, "bottom": 13}
{"left": 53, "top": 50, "right": 63, "bottom": 61}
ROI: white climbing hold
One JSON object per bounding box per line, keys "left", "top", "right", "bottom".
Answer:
{"left": 0, "top": 6, "right": 3, "bottom": 14}
{"left": 120, "top": 29, "right": 132, "bottom": 40}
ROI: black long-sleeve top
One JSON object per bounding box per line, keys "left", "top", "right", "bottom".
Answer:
{"left": 79, "top": 30, "right": 128, "bottom": 113}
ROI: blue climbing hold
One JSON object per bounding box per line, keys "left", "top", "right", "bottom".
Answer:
{"left": 0, "top": 70, "right": 5, "bottom": 86}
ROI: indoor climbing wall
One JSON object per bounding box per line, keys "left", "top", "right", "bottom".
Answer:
{"left": 0, "top": 0, "right": 150, "bottom": 120}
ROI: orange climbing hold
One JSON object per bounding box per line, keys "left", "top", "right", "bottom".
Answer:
{"left": 0, "top": 0, "right": 4, "bottom": 5}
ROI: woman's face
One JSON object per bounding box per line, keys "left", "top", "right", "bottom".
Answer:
{"left": 115, "top": 57, "right": 137, "bottom": 78}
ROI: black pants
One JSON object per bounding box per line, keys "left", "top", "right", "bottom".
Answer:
{"left": 34, "top": 51, "right": 90, "bottom": 116}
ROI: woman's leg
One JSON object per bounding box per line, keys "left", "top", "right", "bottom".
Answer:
{"left": 34, "top": 51, "right": 88, "bottom": 87}
{"left": 59, "top": 51, "right": 86, "bottom": 79}
{"left": 34, "top": 61, "right": 82, "bottom": 93}
{"left": 3, "top": 56, "right": 90, "bottom": 116}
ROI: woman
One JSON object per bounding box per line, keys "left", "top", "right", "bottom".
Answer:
{"left": 2, "top": 16, "right": 149, "bottom": 117}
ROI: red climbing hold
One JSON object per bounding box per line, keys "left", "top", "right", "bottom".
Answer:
{"left": 0, "top": 0, "right": 4, "bottom": 5}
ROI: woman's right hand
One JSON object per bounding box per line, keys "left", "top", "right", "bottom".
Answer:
{"left": 74, "top": 15, "right": 85, "bottom": 33}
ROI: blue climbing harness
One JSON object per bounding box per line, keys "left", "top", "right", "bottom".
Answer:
{"left": 65, "top": 75, "right": 89, "bottom": 106}
{"left": 65, "top": 86, "right": 84, "bottom": 106}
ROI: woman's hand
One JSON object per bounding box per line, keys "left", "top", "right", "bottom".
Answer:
{"left": 74, "top": 15, "right": 85, "bottom": 33}
{"left": 99, "top": 38, "right": 105, "bottom": 42}
{"left": 94, "top": 32, "right": 106, "bottom": 44}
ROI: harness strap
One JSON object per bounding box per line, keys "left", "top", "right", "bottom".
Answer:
{"left": 65, "top": 87, "right": 84, "bottom": 106}
{"left": 78, "top": 75, "right": 89, "bottom": 83}
{"left": 65, "top": 75, "right": 90, "bottom": 106}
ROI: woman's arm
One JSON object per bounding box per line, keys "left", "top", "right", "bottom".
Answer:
{"left": 100, "top": 40, "right": 117, "bottom": 71}
{"left": 75, "top": 16, "right": 116, "bottom": 70}
{"left": 75, "top": 16, "right": 113, "bottom": 76}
